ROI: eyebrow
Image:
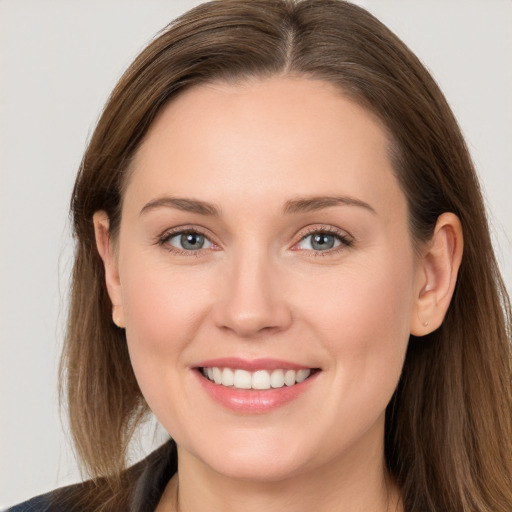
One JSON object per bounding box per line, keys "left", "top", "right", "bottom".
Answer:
{"left": 139, "top": 194, "right": 376, "bottom": 217}
{"left": 283, "top": 195, "right": 377, "bottom": 215}
{"left": 139, "top": 197, "right": 220, "bottom": 217}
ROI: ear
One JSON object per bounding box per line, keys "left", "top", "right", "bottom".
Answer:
{"left": 410, "top": 212, "right": 463, "bottom": 336}
{"left": 93, "top": 211, "right": 125, "bottom": 328}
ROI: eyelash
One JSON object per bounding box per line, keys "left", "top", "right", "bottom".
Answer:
{"left": 156, "top": 225, "right": 353, "bottom": 257}
{"left": 156, "top": 226, "right": 216, "bottom": 256}
{"left": 294, "top": 226, "right": 353, "bottom": 256}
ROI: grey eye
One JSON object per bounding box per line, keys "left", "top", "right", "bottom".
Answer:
{"left": 168, "top": 232, "right": 212, "bottom": 250}
{"left": 297, "top": 232, "right": 342, "bottom": 251}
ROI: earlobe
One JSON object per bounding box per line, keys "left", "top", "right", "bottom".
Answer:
{"left": 410, "top": 212, "right": 463, "bottom": 336}
{"left": 93, "top": 211, "right": 124, "bottom": 326}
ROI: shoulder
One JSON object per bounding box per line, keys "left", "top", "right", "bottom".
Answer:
{"left": 6, "top": 493, "right": 48, "bottom": 511}
{"left": 5, "top": 479, "right": 103, "bottom": 512}
{"left": 5, "top": 484, "right": 77, "bottom": 511}
{"left": 6, "top": 439, "right": 177, "bottom": 512}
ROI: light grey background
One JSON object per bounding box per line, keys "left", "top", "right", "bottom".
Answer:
{"left": 1, "top": 0, "right": 510, "bottom": 508}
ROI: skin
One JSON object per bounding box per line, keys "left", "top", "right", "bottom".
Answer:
{"left": 95, "top": 76, "right": 463, "bottom": 512}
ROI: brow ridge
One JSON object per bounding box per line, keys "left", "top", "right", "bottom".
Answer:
{"left": 139, "top": 195, "right": 375, "bottom": 217}
{"left": 139, "top": 197, "right": 220, "bottom": 216}
{"left": 283, "top": 195, "right": 376, "bottom": 215}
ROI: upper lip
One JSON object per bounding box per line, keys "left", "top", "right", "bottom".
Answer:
{"left": 194, "top": 357, "right": 315, "bottom": 372}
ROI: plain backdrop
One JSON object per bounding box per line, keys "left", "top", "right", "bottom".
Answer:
{"left": 1, "top": 0, "right": 511, "bottom": 508}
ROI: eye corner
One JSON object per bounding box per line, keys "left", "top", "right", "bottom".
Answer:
{"left": 155, "top": 225, "right": 220, "bottom": 256}
{"left": 292, "top": 226, "right": 354, "bottom": 254}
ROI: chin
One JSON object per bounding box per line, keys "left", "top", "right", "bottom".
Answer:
{"left": 181, "top": 430, "right": 315, "bottom": 483}
{"left": 206, "top": 452, "right": 309, "bottom": 483}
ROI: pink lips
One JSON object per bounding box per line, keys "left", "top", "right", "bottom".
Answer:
{"left": 195, "top": 357, "right": 311, "bottom": 372}
{"left": 193, "top": 357, "right": 319, "bottom": 414}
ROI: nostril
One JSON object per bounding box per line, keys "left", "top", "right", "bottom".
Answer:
{"left": 214, "top": 303, "right": 293, "bottom": 339}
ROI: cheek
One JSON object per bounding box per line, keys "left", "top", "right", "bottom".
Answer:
{"left": 118, "top": 261, "right": 216, "bottom": 431}
{"left": 345, "top": 263, "right": 413, "bottom": 345}
{"left": 297, "top": 250, "right": 415, "bottom": 401}
{"left": 301, "top": 251, "right": 414, "bottom": 337}
{"left": 118, "top": 253, "right": 214, "bottom": 390}
{"left": 121, "top": 255, "right": 209, "bottom": 339}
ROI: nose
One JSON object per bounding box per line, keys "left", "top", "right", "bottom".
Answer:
{"left": 212, "top": 252, "right": 293, "bottom": 338}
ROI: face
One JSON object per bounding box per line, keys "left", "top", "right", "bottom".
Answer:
{"left": 101, "top": 77, "right": 426, "bottom": 482}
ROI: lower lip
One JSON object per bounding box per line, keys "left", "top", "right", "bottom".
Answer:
{"left": 195, "top": 370, "right": 319, "bottom": 413}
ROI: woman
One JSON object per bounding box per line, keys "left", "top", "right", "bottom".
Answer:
{"left": 9, "top": 0, "right": 512, "bottom": 511}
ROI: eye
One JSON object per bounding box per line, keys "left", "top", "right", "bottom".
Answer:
{"left": 164, "top": 231, "right": 215, "bottom": 251}
{"left": 295, "top": 230, "right": 351, "bottom": 252}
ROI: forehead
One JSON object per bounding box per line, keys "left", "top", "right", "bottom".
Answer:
{"left": 125, "top": 76, "right": 405, "bottom": 220}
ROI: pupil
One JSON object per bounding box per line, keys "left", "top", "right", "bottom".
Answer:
{"left": 181, "top": 233, "right": 204, "bottom": 250}
{"left": 312, "top": 233, "right": 334, "bottom": 250}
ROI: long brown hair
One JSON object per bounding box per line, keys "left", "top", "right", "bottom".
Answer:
{"left": 62, "top": 1, "right": 512, "bottom": 510}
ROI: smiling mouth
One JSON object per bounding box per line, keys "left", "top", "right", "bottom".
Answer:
{"left": 199, "top": 367, "right": 319, "bottom": 390}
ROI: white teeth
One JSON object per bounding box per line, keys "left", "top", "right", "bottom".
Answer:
{"left": 202, "top": 367, "right": 312, "bottom": 390}
{"left": 233, "top": 369, "right": 252, "bottom": 389}
{"left": 284, "top": 369, "right": 296, "bottom": 386}
{"left": 296, "top": 369, "right": 311, "bottom": 383}
{"left": 252, "top": 370, "right": 271, "bottom": 390}
{"left": 212, "top": 367, "right": 222, "bottom": 385}
{"left": 270, "top": 369, "right": 285, "bottom": 388}
{"left": 222, "top": 367, "right": 234, "bottom": 386}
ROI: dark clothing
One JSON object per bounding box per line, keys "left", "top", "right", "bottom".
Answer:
{"left": 7, "top": 440, "right": 177, "bottom": 512}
